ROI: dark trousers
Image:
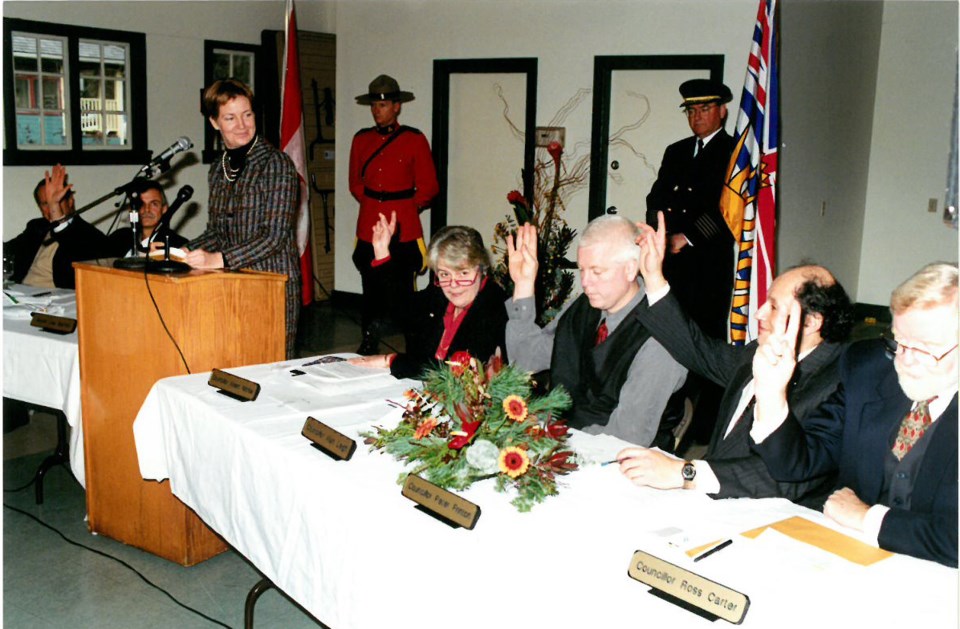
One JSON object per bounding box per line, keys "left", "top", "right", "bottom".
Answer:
{"left": 352, "top": 238, "right": 424, "bottom": 333}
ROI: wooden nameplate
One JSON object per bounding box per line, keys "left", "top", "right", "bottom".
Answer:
{"left": 208, "top": 368, "right": 260, "bottom": 401}
{"left": 301, "top": 417, "right": 356, "bottom": 460}
{"left": 627, "top": 550, "right": 749, "bottom": 624}
{"left": 29, "top": 312, "right": 77, "bottom": 334}
{"left": 401, "top": 475, "right": 480, "bottom": 530}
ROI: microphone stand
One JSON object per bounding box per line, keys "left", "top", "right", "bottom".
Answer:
{"left": 112, "top": 191, "right": 148, "bottom": 270}
{"left": 146, "top": 184, "right": 194, "bottom": 275}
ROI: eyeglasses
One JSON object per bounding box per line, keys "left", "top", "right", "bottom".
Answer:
{"left": 683, "top": 104, "right": 717, "bottom": 117}
{"left": 434, "top": 270, "right": 480, "bottom": 288}
{"left": 882, "top": 332, "right": 958, "bottom": 366}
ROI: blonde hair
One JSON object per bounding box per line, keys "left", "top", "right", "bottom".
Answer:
{"left": 890, "top": 262, "right": 959, "bottom": 314}
{"left": 427, "top": 225, "right": 492, "bottom": 273}
{"left": 579, "top": 214, "right": 641, "bottom": 265}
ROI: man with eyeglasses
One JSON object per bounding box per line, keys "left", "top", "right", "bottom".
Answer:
{"left": 750, "top": 262, "right": 958, "bottom": 567}
{"left": 645, "top": 78, "right": 736, "bottom": 342}
{"left": 505, "top": 215, "right": 687, "bottom": 448}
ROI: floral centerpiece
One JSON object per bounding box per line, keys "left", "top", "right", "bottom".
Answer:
{"left": 362, "top": 351, "right": 577, "bottom": 512}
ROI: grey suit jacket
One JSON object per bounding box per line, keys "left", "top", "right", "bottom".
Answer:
{"left": 636, "top": 291, "right": 843, "bottom": 508}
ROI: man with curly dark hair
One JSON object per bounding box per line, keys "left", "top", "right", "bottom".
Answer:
{"left": 616, "top": 212, "right": 854, "bottom": 510}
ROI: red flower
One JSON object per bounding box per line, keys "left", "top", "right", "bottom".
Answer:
{"left": 448, "top": 416, "right": 482, "bottom": 451}
{"left": 506, "top": 190, "right": 527, "bottom": 206}
{"left": 447, "top": 351, "right": 473, "bottom": 376}
{"left": 546, "top": 420, "right": 569, "bottom": 439}
{"left": 547, "top": 141, "right": 563, "bottom": 162}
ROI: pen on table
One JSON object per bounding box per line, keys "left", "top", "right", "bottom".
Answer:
{"left": 600, "top": 458, "right": 623, "bottom": 466}
{"left": 693, "top": 539, "right": 733, "bottom": 562}
{"left": 3, "top": 291, "right": 19, "bottom": 304}
{"left": 31, "top": 291, "right": 52, "bottom": 297}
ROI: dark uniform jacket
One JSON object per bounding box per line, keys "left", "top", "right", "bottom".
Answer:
{"left": 6, "top": 215, "right": 109, "bottom": 289}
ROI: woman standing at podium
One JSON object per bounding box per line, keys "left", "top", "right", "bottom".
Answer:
{"left": 184, "top": 79, "right": 301, "bottom": 357}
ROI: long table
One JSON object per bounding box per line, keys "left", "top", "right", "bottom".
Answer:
{"left": 133, "top": 357, "right": 958, "bottom": 628}
{"left": 3, "top": 285, "right": 86, "bottom": 487}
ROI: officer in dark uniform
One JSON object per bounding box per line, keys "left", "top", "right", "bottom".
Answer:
{"left": 646, "top": 78, "right": 737, "bottom": 448}
{"left": 646, "top": 78, "right": 736, "bottom": 341}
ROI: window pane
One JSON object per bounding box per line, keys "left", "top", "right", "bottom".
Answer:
{"left": 234, "top": 55, "right": 251, "bottom": 85}
{"left": 78, "top": 41, "right": 101, "bottom": 62}
{"left": 16, "top": 113, "right": 42, "bottom": 145}
{"left": 106, "top": 114, "right": 128, "bottom": 145}
{"left": 42, "top": 77, "right": 62, "bottom": 109}
{"left": 41, "top": 56, "right": 64, "bottom": 74}
{"left": 12, "top": 34, "right": 37, "bottom": 71}
{"left": 103, "top": 44, "right": 126, "bottom": 77}
{"left": 78, "top": 60, "right": 100, "bottom": 77}
{"left": 14, "top": 55, "right": 37, "bottom": 72}
{"left": 14, "top": 75, "right": 38, "bottom": 109}
{"left": 44, "top": 113, "right": 67, "bottom": 145}
{"left": 81, "top": 113, "right": 103, "bottom": 144}
{"left": 80, "top": 77, "right": 101, "bottom": 100}
{"left": 40, "top": 38, "right": 64, "bottom": 73}
{"left": 213, "top": 52, "right": 231, "bottom": 80}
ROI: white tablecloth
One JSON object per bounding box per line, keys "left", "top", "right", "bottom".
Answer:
{"left": 133, "top": 357, "right": 958, "bottom": 628}
{"left": 3, "top": 285, "right": 86, "bottom": 487}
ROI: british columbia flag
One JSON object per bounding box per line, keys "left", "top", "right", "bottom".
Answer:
{"left": 720, "top": 0, "right": 778, "bottom": 344}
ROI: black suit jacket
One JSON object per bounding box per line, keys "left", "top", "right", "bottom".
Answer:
{"left": 372, "top": 262, "right": 508, "bottom": 379}
{"left": 637, "top": 291, "right": 842, "bottom": 508}
{"left": 646, "top": 131, "right": 736, "bottom": 340}
{"left": 753, "top": 339, "right": 958, "bottom": 567}
{"left": 6, "top": 216, "right": 109, "bottom": 289}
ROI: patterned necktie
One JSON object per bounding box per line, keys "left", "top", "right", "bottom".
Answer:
{"left": 594, "top": 319, "right": 608, "bottom": 346}
{"left": 892, "top": 398, "right": 936, "bottom": 461}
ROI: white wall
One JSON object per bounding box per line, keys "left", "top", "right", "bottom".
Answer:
{"left": 2, "top": 0, "right": 336, "bottom": 240}
{"left": 857, "top": 0, "right": 959, "bottom": 305}
{"left": 334, "top": 0, "right": 760, "bottom": 295}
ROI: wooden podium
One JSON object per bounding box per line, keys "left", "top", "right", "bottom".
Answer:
{"left": 74, "top": 264, "right": 286, "bottom": 566}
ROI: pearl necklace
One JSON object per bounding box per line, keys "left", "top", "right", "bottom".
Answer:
{"left": 221, "top": 136, "right": 258, "bottom": 182}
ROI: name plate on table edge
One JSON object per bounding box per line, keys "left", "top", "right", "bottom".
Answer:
{"left": 29, "top": 312, "right": 77, "bottom": 334}
{"left": 627, "top": 550, "right": 749, "bottom": 625}
{"left": 401, "top": 475, "right": 481, "bottom": 530}
{"left": 302, "top": 417, "right": 356, "bottom": 460}
{"left": 208, "top": 368, "right": 260, "bottom": 401}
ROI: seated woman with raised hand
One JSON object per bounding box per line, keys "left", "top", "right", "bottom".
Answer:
{"left": 349, "top": 211, "right": 508, "bottom": 378}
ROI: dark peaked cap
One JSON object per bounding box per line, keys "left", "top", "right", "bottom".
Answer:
{"left": 679, "top": 78, "right": 733, "bottom": 107}
{"left": 355, "top": 74, "right": 415, "bottom": 104}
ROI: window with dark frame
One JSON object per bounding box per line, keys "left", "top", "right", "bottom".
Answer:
{"left": 3, "top": 18, "right": 148, "bottom": 166}
{"left": 202, "top": 40, "right": 259, "bottom": 164}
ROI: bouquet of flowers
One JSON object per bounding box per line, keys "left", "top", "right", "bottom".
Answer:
{"left": 362, "top": 351, "right": 578, "bottom": 512}
{"left": 492, "top": 141, "right": 578, "bottom": 326}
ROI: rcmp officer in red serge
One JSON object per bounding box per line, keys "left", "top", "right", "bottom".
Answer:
{"left": 350, "top": 74, "right": 439, "bottom": 355}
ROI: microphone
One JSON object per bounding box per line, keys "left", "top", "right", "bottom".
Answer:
{"left": 139, "top": 137, "right": 193, "bottom": 175}
{"left": 158, "top": 185, "right": 194, "bottom": 230}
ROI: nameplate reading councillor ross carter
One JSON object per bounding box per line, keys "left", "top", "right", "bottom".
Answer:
{"left": 401, "top": 475, "right": 481, "bottom": 530}
{"left": 301, "top": 417, "right": 356, "bottom": 461}
{"left": 207, "top": 368, "right": 260, "bottom": 402}
{"left": 627, "top": 550, "right": 749, "bottom": 624}
{"left": 30, "top": 312, "right": 77, "bottom": 334}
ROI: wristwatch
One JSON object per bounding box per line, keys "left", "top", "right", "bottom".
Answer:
{"left": 681, "top": 461, "right": 696, "bottom": 489}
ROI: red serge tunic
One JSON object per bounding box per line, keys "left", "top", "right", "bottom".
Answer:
{"left": 349, "top": 125, "right": 439, "bottom": 243}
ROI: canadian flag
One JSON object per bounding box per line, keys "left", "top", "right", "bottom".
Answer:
{"left": 280, "top": 0, "right": 313, "bottom": 305}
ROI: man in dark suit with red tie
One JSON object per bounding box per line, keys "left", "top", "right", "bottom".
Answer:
{"left": 751, "top": 262, "right": 958, "bottom": 567}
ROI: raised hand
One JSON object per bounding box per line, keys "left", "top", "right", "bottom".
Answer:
{"left": 506, "top": 222, "right": 538, "bottom": 299}
{"left": 752, "top": 299, "right": 801, "bottom": 424}
{"left": 636, "top": 210, "right": 668, "bottom": 292}
{"left": 42, "top": 164, "right": 74, "bottom": 222}
{"left": 371, "top": 211, "right": 396, "bottom": 261}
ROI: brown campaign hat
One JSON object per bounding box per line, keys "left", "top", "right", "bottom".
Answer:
{"left": 355, "top": 74, "right": 415, "bottom": 104}
{"left": 679, "top": 78, "right": 733, "bottom": 108}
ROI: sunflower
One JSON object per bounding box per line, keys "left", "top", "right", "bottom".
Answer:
{"left": 502, "top": 395, "right": 528, "bottom": 422}
{"left": 498, "top": 446, "right": 530, "bottom": 478}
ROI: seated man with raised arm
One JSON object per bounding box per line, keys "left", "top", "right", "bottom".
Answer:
{"left": 504, "top": 215, "right": 687, "bottom": 447}
{"left": 617, "top": 211, "right": 853, "bottom": 509}
{"left": 5, "top": 164, "right": 109, "bottom": 289}
{"left": 750, "top": 262, "right": 958, "bottom": 567}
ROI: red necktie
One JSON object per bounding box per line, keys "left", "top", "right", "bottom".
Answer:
{"left": 594, "top": 320, "right": 608, "bottom": 346}
{"left": 892, "top": 398, "right": 936, "bottom": 461}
